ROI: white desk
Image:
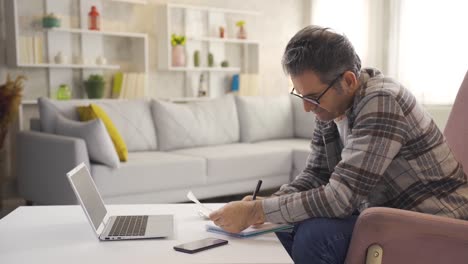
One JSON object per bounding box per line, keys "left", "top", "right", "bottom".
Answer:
{"left": 0, "top": 204, "right": 292, "bottom": 264}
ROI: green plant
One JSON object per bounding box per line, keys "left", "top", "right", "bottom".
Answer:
{"left": 235, "top": 20, "right": 246, "bottom": 27}
{"left": 171, "top": 34, "right": 186, "bottom": 46}
{"left": 221, "top": 60, "right": 229, "bottom": 67}
{"left": 84, "top": 74, "right": 105, "bottom": 99}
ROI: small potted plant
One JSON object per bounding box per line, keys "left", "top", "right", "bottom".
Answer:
{"left": 84, "top": 74, "right": 105, "bottom": 99}
{"left": 171, "top": 34, "right": 186, "bottom": 67}
{"left": 235, "top": 20, "right": 247, "bottom": 39}
{"left": 42, "top": 13, "right": 61, "bottom": 28}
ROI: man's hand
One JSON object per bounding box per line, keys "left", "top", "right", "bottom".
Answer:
{"left": 209, "top": 200, "right": 266, "bottom": 233}
{"left": 241, "top": 195, "right": 265, "bottom": 201}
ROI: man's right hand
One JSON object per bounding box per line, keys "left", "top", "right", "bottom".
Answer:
{"left": 241, "top": 195, "right": 266, "bottom": 226}
{"left": 242, "top": 195, "right": 265, "bottom": 201}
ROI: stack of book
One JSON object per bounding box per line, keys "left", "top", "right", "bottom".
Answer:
{"left": 111, "top": 72, "right": 146, "bottom": 99}
{"left": 19, "top": 35, "right": 44, "bottom": 64}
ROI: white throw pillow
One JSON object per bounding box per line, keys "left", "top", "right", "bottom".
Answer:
{"left": 151, "top": 95, "right": 240, "bottom": 151}
{"left": 95, "top": 100, "right": 158, "bottom": 152}
{"left": 291, "top": 97, "right": 316, "bottom": 139}
{"left": 236, "top": 96, "right": 294, "bottom": 142}
{"left": 55, "top": 115, "right": 120, "bottom": 168}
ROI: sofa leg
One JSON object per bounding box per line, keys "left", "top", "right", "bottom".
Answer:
{"left": 25, "top": 200, "right": 34, "bottom": 206}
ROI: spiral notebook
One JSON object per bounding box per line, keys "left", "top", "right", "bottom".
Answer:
{"left": 206, "top": 222, "right": 293, "bottom": 238}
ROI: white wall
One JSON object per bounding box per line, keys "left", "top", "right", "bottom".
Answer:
{"left": 0, "top": 0, "right": 307, "bottom": 100}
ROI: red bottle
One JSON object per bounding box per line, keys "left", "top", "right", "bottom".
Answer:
{"left": 88, "top": 6, "right": 100, "bottom": 31}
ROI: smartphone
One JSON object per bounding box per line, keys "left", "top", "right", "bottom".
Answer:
{"left": 173, "top": 238, "right": 228, "bottom": 254}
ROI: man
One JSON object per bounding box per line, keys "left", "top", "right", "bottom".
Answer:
{"left": 209, "top": 25, "right": 468, "bottom": 264}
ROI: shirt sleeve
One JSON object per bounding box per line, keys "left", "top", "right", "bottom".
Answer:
{"left": 264, "top": 94, "right": 409, "bottom": 223}
{"left": 272, "top": 119, "right": 332, "bottom": 196}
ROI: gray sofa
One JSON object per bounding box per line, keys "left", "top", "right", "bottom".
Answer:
{"left": 17, "top": 95, "right": 316, "bottom": 205}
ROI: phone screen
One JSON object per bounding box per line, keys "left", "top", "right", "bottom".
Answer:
{"left": 174, "top": 238, "right": 228, "bottom": 253}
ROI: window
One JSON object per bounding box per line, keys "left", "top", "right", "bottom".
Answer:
{"left": 395, "top": 0, "right": 468, "bottom": 104}
{"left": 311, "top": 0, "right": 369, "bottom": 66}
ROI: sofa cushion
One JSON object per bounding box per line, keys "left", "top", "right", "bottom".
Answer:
{"left": 91, "top": 151, "right": 206, "bottom": 197}
{"left": 55, "top": 115, "right": 120, "bottom": 168}
{"left": 95, "top": 100, "right": 157, "bottom": 152}
{"left": 172, "top": 143, "right": 291, "bottom": 183}
{"left": 255, "top": 139, "right": 311, "bottom": 174}
{"left": 236, "top": 96, "right": 294, "bottom": 142}
{"left": 151, "top": 95, "right": 240, "bottom": 151}
{"left": 291, "top": 97, "right": 316, "bottom": 139}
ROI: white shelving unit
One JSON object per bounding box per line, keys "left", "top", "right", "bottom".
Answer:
{"left": 45, "top": 27, "right": 147, "bottom": 38}
{"left": 17, "top": 63, "right": 121, "bottom": 70}
{"left": 5, "top": 0, "right": 148, "bottom": 99}
{"left": 5, "top": 0, "right": 149, "bottom": 130}
{"left": 157, "top": 3, "right": 260, "bottom": 100}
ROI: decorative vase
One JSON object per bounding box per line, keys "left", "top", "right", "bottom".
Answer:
{"left": 54, "top": 52, "right": 66, "bottom": 64}
{"left": 85, "top": 80, "right": 105, "bottom": 99}
{"left": 237, "top": 25, "right": 247, "bottom": 39}
{"left": 208, "top": 53, "right": 214, "bottom": 67}
{"left": 193, "top": 50, "right": 200, "bottom": 67}
{"left": 172, "top": 45, "right": 185, "bottom": 67}
{"left": 88, "top": 6, "right": 101, "bottom": 31}
{"left": 56, "top": 84, "right": 71, "bottom": 100}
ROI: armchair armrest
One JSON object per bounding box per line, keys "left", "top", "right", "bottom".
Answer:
{"left": 345, "top": 207, "right": 468, "bottom": 264}
{"left": 16, "top": 131, "right": 90, "bottom": 205}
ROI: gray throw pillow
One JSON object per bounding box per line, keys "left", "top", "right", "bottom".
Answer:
{"left": 236, "top": 96, "right": 294, "bottom": 142}
{"left": 38, "top": 97, "right": 60, "bottom": 133}
{"left": 95, "top": 100, "right": 158, "bottom": 152}
{"left": 55, "top": 115, "right": 120, "bottom": 168}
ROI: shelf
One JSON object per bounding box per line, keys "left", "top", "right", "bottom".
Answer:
{"left": 168, "top": 3, "right": 260, "bottom": 16}
{"left": 165, "top": 97, "right": 213, "bottom": 102}
{"left": 46, "top": 28, "right": 147, "bottom": 38}
{"left": 18, "top": 63, "right": 120, "bottom": 70}
{"left": 107, "top": 0, "right": 147, "bottom": 4}
{"left": 187, "top": 36, "right": 259, "bottom": 45}
{"left": 168, "top": 67, "right": 241, "bottom": 72}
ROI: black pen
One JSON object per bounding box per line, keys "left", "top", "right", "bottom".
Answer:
{"left": 252, "top": 180, "right": 263, "bottom": 200}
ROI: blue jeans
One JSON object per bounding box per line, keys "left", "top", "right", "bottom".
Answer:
{"left": 276, "top": 216, "right": 358, "bottom": 264}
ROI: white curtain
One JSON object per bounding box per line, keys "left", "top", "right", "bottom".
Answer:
{"left": 390, "top": 0, "right": 468, "bottom": 104}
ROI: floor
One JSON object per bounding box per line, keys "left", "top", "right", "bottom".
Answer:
{"left": 0, "top": 188, "right": 277, "bottom": 219}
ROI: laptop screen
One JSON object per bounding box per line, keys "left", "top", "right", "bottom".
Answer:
{"left": 67, "top": 164, "right": 107, "bottom": 232}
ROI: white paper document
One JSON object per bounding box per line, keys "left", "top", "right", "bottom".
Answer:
{"left": 186, "top": 191, "right": 213, "bottom": 219}
{"left": 206, "top": 222, "right": 293, "bottom": 238}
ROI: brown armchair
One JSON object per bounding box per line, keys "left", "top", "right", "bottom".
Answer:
{"left": 345, "top": 71, "right": 468, "bottom": 264}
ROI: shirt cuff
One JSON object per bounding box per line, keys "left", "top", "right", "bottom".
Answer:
{"left": 262, "top": 196, "right": 287, "bottom": 223}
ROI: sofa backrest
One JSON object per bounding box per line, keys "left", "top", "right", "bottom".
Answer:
{"left": 37, "top": 97, "right": 158, "bottom": 151}
{"left": 235, "top": 95, "right": 294, "bottom": 142}
{"left": 151, "top": 95, "right": 240, "bottom": 151}
{"left": 291, "top": 96, "right": 316, "bottom": 139}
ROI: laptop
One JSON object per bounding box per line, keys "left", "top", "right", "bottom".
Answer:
{"left": 66, "top": 163, "right": 173, "bottom": 241}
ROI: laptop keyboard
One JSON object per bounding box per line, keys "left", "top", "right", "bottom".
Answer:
{"left": 108, "top": 215, "right": 148, "bottom": 237}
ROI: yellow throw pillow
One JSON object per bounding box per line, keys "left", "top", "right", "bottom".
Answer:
{"left": 77, "top": 104, "right": 128, "bottom": 161}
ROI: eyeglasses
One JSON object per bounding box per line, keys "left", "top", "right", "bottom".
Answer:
{"left": 290, "top": 72, "right": 345, "bottom": 105}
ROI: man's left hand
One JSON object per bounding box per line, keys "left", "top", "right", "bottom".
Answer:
{"left": 209, "top": 200, "right": 265, "bottom": 233}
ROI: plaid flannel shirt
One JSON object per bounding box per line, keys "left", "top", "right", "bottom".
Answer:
{"left": 263, "top": 68, "right": 468, "bottom": 223}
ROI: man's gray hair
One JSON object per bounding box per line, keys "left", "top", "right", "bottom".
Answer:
{"left": 282, "top": 25, "right": 361, "bottom": 84}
